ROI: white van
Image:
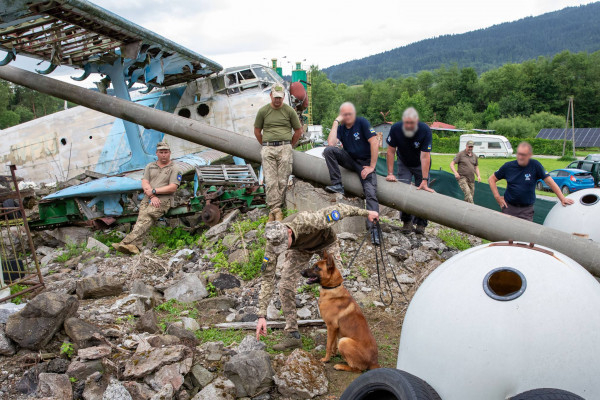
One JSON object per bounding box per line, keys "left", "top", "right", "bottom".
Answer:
{"left": 459, "top": 134, "right": 513, "bottom": 158}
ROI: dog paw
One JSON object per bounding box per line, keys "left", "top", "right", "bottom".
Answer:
{"left": 320, "top": 357, "right": 330, "bottom": 363}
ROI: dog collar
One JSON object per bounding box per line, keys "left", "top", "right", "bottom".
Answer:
{"left": 321, "top": 284, "right": 342, "bottom": 290}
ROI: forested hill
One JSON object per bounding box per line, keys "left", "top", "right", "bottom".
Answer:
{"left": 323, "top": 2, "right": 600, "bottom": 84}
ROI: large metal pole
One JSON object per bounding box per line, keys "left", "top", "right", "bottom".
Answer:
{"left": 1, "top": 65, "right": 599, "bottom": 275}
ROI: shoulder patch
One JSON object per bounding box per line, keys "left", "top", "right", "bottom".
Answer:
{"left": 427, "top": 144, "right": 432, "bottom": 150}
{"left": 326, "top": 210, "right": 341, "bottom": 222}
{"left": 369, "top": 128, "right": 376, "bottom": 134}
{"left": 177, "top": 174, "right": 182, "bottom": 181}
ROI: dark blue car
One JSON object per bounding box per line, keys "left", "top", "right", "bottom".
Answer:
{"left": 537, "top": 168, "right": 595, "bottom": 195}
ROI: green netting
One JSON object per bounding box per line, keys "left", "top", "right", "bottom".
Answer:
{"left": 375, "top": 158, "right": 553, "bottom": 224}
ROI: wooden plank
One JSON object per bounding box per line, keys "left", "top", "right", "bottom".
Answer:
{"left": 214, "top": 319, "right": 325, "bottom": 330}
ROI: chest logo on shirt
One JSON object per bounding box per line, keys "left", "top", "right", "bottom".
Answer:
{"left": 353, "top": 132, "right": 360, "bottom": 141}
{"left": 414, "top": 141, "right": 420, "bottom": 148}
{"left": 524, "top": 173, "right": 531, "bottom": 181}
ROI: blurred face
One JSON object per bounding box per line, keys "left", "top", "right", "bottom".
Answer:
{"left": 340, "top": 105, "right": 356, "bottom": 126}
{"left": 156, "top": 149, "right": 171, "bottom": 164}
{"left": 516, "top": 145, "right": 532, "bottom": 166}
{"left": 270, "top": 93, "right": 283, "bottom": 108}
{"left": 402, "top": 117, "right": 418, "bottom": 138}
{"left": 466, "top": 145, "right": 474, "bottom": 154}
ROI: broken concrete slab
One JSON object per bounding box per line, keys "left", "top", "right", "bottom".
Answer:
{"left": 123, "top": 345, "right": 192, "bottom": 379}
{"left": 76, "top": 275, "right": 124, "bottom": 299}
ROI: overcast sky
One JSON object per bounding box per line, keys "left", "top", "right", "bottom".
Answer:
{"left": 4, "top": 0, "right": 597, "bottom": 86}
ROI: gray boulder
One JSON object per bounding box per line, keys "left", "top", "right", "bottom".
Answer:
{"left": 36, "top": 373, "right": 73, "bottom": 399}
{"left": 197, "top": 296, "right": 236, "bottom": 311}
{"left": 0, "top": 326, "right": 16, "bottom": 356}
{"left": 103, "top": 378, "right": 133, "bottom": 400}
{"left": 224, "top": 350, "right": 273, "bottom": 397}
{"left": 164, "top": 273, "right": 208, "bottom": 303}
{"left": 47, "top": 358, "right": 70, "bottom": 374}
{"left": 192, "top": 377, "right": 236, "bottom": 400}
{"left": 150, "top": 383, "right": 174, "bottom": 400}
{"left": 66, "top": 359, "right": 104, "bottom": 382}
{"left": 123, "top": 345, "right": 192, "bottom": 379}
{"left": 64, "top": 317, "right": 104, "bottom": 348}
{"left": 0, "top": 302, "right": 25, "bottom": 323}
{"left": 16, "top": 363, "right": 48, "bottom": 395}
{"left": 208, "top": 273, "right": 240, "bottom": 290}
{"left": 5, "top": 292, "right": 79, "bottom": 350}
{"left": 273, "top": 349, "right": 328, "bottom": 398}
{"left": 87, "top": 237, "right": 109, "bottom": 253}
{"left": 190, "top": 364, "right": 214, "bottom": 388}
{"left": 205, "top": 209, "right": 240, "bottom": 239}
{"left": 76, "top": 275, "right": 124, "bottom": 299}
{"left": 236, "top": 335, "right": 266, "bottom": 353}
{"left": 136, "top": 309, "right": 161, "bottom": 334}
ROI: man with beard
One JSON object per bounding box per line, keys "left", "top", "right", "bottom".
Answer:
{"left": 385, "top": 107, "right": 434, "bottom": 235}
{"left": 450, "top": 140, "right": 481, "bottom": 203}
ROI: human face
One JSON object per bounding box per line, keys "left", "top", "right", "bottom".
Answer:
{"left": 156, "top": 149, "right": 171, "bottom": 164}
{"left": 516, "top": 146, "right": 532, "bottom": 167}
{"left": 270, "top": 93, "right": 283, "bottom": 109}
{"left": 340, "top": 105, "right": 356, "bottom": 126}
{"left": 466, "top": 145, "right": 474, "bottom": 155}
{"left": 402, "top": 118, "right": 418, "bottom": 138}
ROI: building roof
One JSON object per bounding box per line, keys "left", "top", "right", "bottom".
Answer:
{"left": 430, "top": 121, "right": 456, "bottom": 129}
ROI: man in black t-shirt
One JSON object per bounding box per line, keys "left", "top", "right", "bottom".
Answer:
{"left": 323, "top": 102, "right": 380, "bottom": 244}
{"left": 386, "top": 107, "right": 434, "bottom": 235}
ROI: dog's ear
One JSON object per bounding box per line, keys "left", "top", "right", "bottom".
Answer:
{"left": 322, "top": 250, "right": 329, "bottom": 260}
{"left": 327, "top": 252, "right": 336, "bottom": 271}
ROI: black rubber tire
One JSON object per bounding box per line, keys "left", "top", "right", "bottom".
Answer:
{"left": 510, "top": 388, "right": 585, "bottom": 400}
{"left": 561, "top": 185, "right": 571, "bottom": 195}
{"left": 340, "top": 368, "right": 441, "bottom": 400}
{"left": 536, "top": 181, "right": 544, "bottom": 191}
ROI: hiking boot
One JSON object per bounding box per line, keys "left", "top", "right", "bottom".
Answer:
{"left": 112, "top": 242, "right": 139, "bottom": 255}
{"left": 415, "top": 225, "right": 426, "bottom": 235}
{"left": 325, "top": 184, "right": 345, "bottom": 195}
{"left": 268, "top": 210, "right": 276, "bottom": 222}
{"left": 401, "top": 221, "right": 414, "bottom": 235}
{"left": 371, "top": 227, "right": 381, "bottom": 246}
{"left": 274, "top": 208, "right": 284, "bottom": 221}
{"left": 272, "top": 331, "right": 302, "bottom": 351}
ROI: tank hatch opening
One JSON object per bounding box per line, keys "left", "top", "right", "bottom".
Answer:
{"left": 483, "top": 267, "right": 526, "bottom": 301}
{"left": 580, "top": 193, "right": 599, "bottom": 206}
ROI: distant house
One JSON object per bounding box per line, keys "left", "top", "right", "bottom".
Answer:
{"left": 430, "top": 121, "right": 456, "bottom": 130}
{"left": 373, "top": 122, "right": 393, "bottom": 148}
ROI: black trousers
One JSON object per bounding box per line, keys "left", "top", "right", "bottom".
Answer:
{"left": 396, "top": 158, "right": 429, "bottom": 227}
{"left": 323, "top": 146, "right": 379, "bottom": 228}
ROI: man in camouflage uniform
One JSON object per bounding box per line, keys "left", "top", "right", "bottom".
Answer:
{"left": 113, "top": 142, "right": 182, "bottom": 254}
{"left": 450, "top": 140, "right": 481, "bottom": 203}
{"left": 254, "top": 84, "right": 303, "bottom": 222}
{"left": 255, "top": 204, "right": 379, "bottom": 350}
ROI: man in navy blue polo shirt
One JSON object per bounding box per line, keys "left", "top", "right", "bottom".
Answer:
{"left": 323, "top": 102, "right": 380, "bottom": 244}
{"left": 386, "top": 107, "right": 434, "bottom": 235}
{"left": 489, "top": 142, "right": 573, "bottom": 221}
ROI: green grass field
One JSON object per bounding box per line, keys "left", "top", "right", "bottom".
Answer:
{"left": 430, "top": 155, "right": 570, "bottom": 198}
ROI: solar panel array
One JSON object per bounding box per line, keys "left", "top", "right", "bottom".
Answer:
{"left": 536, "top": 128, "right": 600, "bottom": 147}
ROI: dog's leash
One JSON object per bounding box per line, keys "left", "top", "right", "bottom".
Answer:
{"left": 346, "top": 220, "right": 408, "bottom": 306}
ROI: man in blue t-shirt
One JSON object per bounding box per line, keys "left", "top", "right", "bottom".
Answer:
{"left": 323, "top": 102, "right": 380, "bottom": 244}
{"left": 489, "top": 142, "right": 573, "bottom": 221}
{"left": 385, "top": 107, "right": 434, "bottom": 235}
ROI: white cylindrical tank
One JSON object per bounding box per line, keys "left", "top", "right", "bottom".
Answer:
{"left": 543, "top": 188, "right": 600, "bottom": 241}
{"left": 397, "top": 241, "right": 600, "bottom": 400}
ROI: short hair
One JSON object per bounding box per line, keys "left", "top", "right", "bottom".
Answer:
{"left": 339, "top": 102, "right": 356, "bottom": 113}
{"left": 517, "top": 141, "right": 533, "bottom": 154}
{"left": 402, "top": 107, "right": 419, "bottom": 120}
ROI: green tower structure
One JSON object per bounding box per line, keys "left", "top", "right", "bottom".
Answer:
{"left": 292, "top": 61, "right": 307, "bottom": 89}
{"left": 271, "top": 58, "right": 283, "bottom": 77}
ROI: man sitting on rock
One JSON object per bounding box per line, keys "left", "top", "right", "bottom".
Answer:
{"left": 255, "top": 204, "right": 379, "bottom": 350}
{"left": 113, "top": 141, "right": 182, "bottom": 254}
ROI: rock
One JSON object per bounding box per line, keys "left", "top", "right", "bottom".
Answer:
{"left": 122, "top": 381, "right": 156, "bottom": 400}
{"left": 168, "top": 249, "right": 194, "bottom": 267}
{"left": 147, "top": 334, "right": 181, "bottom": 348}
{"left": 131, "top": 280, "right": 162, "bottom": 304}
{"left": 76, "top": 275, "right": 124, "bottom": 299}
{"left": 398, "top": 274, "right": 416, "bottom": 284}
{"left": 246, "top": 207, "right": 268, "bottom": 221}
{"left": 64, "top": 317, "right": 104, "bottom": 348}
{"left": 205, "top": 209, "right": 240, "bottom": 239}
{"left": 224, "top": 350, "right": 273, "bottom": 397}
{"left": 47, "top": 358, "right": 70, "bottom": 374}
{"left": 225, "top": 313, "right": 235, "bottom": 322}
{"left": 244, "top": 229, "right": 258, "bottom": 241}
{"left": 296, "top": 307, "right": 312, "bottom": 319}
{"left": 66, "top": 359, "right": 104, "bottom": 381}
{"left": 123, "top": 345, "right": 192, "bottom": 379}
{"left": 337, "top": 232, "right": 358, "bottom": 241}
{"left": 78, "top": 345, "right": 111, "bottom": 361}
{"left": 0, "top": 326, "right": 16, "bottom": 356}
{"left": 48, "top": 226, "right": 91, "bottom": 245}
{"left": 197, "top": 296, "right": 237, "bottom": 312}
{"left": 112, "top": 295, "right": 149, "bottom": 316}
{"left": 222, "top": 234, "right": 239, "bottom": 249}
{"left": 16, "top": 363, "right": 48, "bottom": 395}
{"left": 273, "top": 349, "right": 328, "bottom": 399}
{"left": 388, "top": 246, "right": 410, "bottom": 261}
{"left": 208, "top": 274, "right": 240, "bottom": 290}
{"left": 164, "top": 323, "right": 198, "bottom": 344}
{"left": 190, "top": 364, "right": 214, "bottom": 388}
{"left": 236, "top": 335, "right": 266, "bottom": 353}
{"left": 180, "top": 317, "right": 200, "bottom": 331}
{"left": 83, "top": 371, "right": 110, "bottom": 400}
{"left": 241, "top": 313, "right": 258, "bottom": 322}
{"left": 81, "top": 264, "right": 99, "bottom": 277}
{"left": 87, "top": 237, "right": 109, "bottom": 253}
{"left": 150, "top": 383, "right": 174, "bottom": 400}
{"left": 191, "top": 377, "right": 235, "bottom": 400}
{"left": 5, "top": 292, "right": 79, "bottom": 350}
{"left": 36, "top": 373, "right": 73, "bottom": 399}
{"left": 372, "top": 300, "right": 385, "bottom": 307}
{"left": 227, "top": 248, "right": 249, "bottom": 264}
{"left": 136, "top": 310, "right": 161, "bottom": 334}
{"left": 164, "top": 273, "right": 208, "bottom": 303}
{"left": 44, "top": 278, "right": 77, "bottom": 294}
{"left": 103, "top": 378, "right": 133, "bottom": 400}
{"left": 0, "top": 302, "right": 25, "bottom": 323}
{"left": 144, "top": 357, "right": 192, "bottom": 391}
{"left": 267, "top": 304, "right": 282, "bottom": 320}
{"left": 200, "top": 341, "right": 224, "bottom": 361}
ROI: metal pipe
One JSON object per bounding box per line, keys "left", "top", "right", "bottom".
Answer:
{"left": 1, "top": 65, "right": 599, "bottom": 275}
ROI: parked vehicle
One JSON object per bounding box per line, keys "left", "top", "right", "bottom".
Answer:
{"left": 567, "top": 160, "right": 600, "bottom": 187}
{"left": 459, "top": 134, "right": 513, "bottom": 158}
{"left": 584, "top": 154, "right": 600, "bottom": 161}
{"left": 536, "top": 168, "right": 595, "bottom": 195}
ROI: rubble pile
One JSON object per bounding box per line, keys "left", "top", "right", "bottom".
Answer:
{"left": 0, "top": 181, "right": 483, "bottom": 399}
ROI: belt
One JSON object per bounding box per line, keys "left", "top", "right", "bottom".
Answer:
{"left": 262, "top": 140, "right": 291, "bottom": 146}
{"left": 506, "top": 201, "right": 534, "bottom": 208}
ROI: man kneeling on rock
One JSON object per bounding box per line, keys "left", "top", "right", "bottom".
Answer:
{"left": 256, "top": 204, "right": 379, "bottom": 350}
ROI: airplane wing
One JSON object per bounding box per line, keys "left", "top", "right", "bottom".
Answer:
{"left": 0, "top": 0, "right": 222, "bottom": 86}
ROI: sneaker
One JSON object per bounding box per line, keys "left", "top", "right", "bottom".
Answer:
{"left": 415, "top": 225, "right": 426, "bottom": 235}
{"left": 324, "top": 184, "right": 345, "bottom": 195}
{"left": 401, "top": 221, "right": 414, "bottom": 235}
{"left": 272, "top": 331, "right": 302, "bottom": 351}
{"left": 371, "top": 228, "right": 380, "bottom": 246}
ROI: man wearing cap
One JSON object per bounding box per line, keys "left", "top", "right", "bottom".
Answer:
{"left": 254, "top": 85, "right": 303, "bottom": 222}
{"left": 255, "top": 204, "right": 379, "bottom": 350}
{"left": 113, "top": 141, "right": 182, "bottom": 254}
{"left": 450, "top": 140, "right": 481, "bottom": 203}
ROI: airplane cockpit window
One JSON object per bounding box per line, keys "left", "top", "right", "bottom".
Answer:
{"left": 227, "top": 73, "right": 238, "bottom": 86}
{"left": 211, "top": 76, "right": 226, "bottom": 92}
{"left": 239, "top": 69, "right": 256, "bottom": 81}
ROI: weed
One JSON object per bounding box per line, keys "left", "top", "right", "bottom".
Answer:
{"left": 358, "top": 266, "right": 369, "bottom": 280}
{"left": 93, "top": 231, "right": 123, "bottom": 247}
{"left": 437, "top": 229, "right": 472, "bottom": 251}
{"left": 69, "top": 377, "right": 77, "bottom": 383}
{"left": 194, "top": 328, "right": 245, "bottom": 346}
{"left": 55, "top": 243, "right": 87, "bottom": 263}
{"left": 60, "top": 342, "right": 74, "bottom": 358}
{"left": 154, "top": 299, "right": 199, "bottom": 329}
{"left": 149, "top": 226, "right": 199, "bottom": 255}
{"left": 10, "top": 283, "right": 27, "bottom": 305}
{"left": 261, "top": 329, "right": 315, "bottom": 354}
{"left": 297, "top": 284, "right": 320, "bottom": 298}
{"left": 311, "top": 285, "right": 320, "bottom": 298}
{"left": 115, "top": 315, "right": 135, "bottom": 325}
{"left": 206, "top": 282, "right": 218, "bottom": 298}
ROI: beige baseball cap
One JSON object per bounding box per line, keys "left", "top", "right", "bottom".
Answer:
{"left": 271, "top": 84, "right": 285, "bottom": 98}
{"left": 466, "top": 140, "right": 474, "bottom": 146}
{"left": 156, "top": 141, "right": 170, "bottom": 151}
{"left": 265, "top": 221, "right": 289, "bottom": 255}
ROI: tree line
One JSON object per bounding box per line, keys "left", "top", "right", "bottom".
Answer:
{"left": 310, "top": 50, "right": 600, "bottom": 138}
{"left": 0, "top": 81, "right": 67, "bottom": 129}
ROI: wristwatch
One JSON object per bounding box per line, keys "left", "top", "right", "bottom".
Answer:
{"left": 152, "top": 188, "right": 156, "bottom": 195}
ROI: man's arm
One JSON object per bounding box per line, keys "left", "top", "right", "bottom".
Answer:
{"left": 254, "top": 127, "right": 263, "bottom": 145}
{"left": 417, "top": 152, "right": 434, "bottom": 192}
{"left": 386, "top": 146, "right": 397, "bottom": 181}
{"left": 488, "top": 174, "right": 507, "bottom": 208}
{"left": 256, "top": 255, "right": 277, "bottom": 339}
{"left": 142, "top": 179, "right": 152, "bottom": 196}
{"left": 291, "top": 127, "right": 303, "bottom": 147}
{"left": 450, "top": 160, "right": 459, "bottom": 178}
{"left": 543, "top": 177, "right": 575, "bottom": 206}
{"left": 289, "top": 204, "right": 378, "bottom": 237}
{"left": 153, "top": 183, "right": 178, "bottom": 195}
{"left": 327, "top": 118, "right": 341, "bottom": 147}
{"left": 475, "top": 166, "right": 482, "bottom": 181}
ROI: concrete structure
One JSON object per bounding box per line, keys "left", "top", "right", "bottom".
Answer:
{"left": 543, "top": 188, "right": 600, "bottom": 241}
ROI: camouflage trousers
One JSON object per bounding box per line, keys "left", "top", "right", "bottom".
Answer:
{"left": 121, "top": 199, "right": 170, "bottom": 248}
{"left": 457, "top": 176, "right": 475, "bottom": 203}
{"left": 280, "top": 242, "right": 342, "bottom": 332}
{"left": 261, "top": 144, "right": 293, "bottom": 210}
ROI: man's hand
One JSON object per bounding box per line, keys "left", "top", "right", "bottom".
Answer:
{"left": 417, "top": 180, "right": 435, "bottom": 193}
{"left": 335, "top": 115, "right": 343, "bottom": 124}
{"left": 361, "top": 166, "right": 375, "bottom": 180}
{"left": 495, "top": 196, "right": 507, "bottom": 209}
{"left": 256, "top": 317, "right": 267, "bottom": 340}
{"left": 143, "top": 187, "right": 153, "bottom": 196}
{"left": 367, "top": 210, "right": 379, "bottom": 222}
{"left": 560, "top": 197, "right": 574, "bottom": 207}
{"left": 386, "top": 174, "right": 397, "bottom": 182}
{"left": 454, "top": 172, "right": 460, "bottom": 180}
{"left": 150, "top": 196, "right": 161, "bottom": 208}
{"left": 477, "top": 175, "right": 482, "bottom": 182}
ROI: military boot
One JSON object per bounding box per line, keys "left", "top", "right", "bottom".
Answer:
{"left": 415, "top": 225, "right": 426, "bottom": 235}
{"left": 401, "top": 221, "right": 413, "bottom": 235}
{"left": 272, "top": 331, "right": 302, "bottom": 351}
{"left": 267, "top": 210, "right": 276, "bottom": 222}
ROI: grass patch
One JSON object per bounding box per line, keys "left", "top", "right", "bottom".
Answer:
{"left": 149, "top": 226, "right": 200, "bottom": 255}
{"left": 55, "top": 242, "right": 87, "bottom": 263}
{"left": 10, "top": 283, "right": 27, "bottom": 304}
{"left": 194, "top": 328, "right": 246, "bottom": 346}
{"left": 154, "top": 299, "right": 199, "bottom": 331}
{"left": 261, "top": 329, "right": 315, "bottom": 354}
{"left": 93, "top": 230, "right": 123, "bottom": 247}
{"left": 297, "top": 284, "right": 320, "bottom": 298}
{"left": 437, "top": 228, "right": 472, "bottom": 251}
